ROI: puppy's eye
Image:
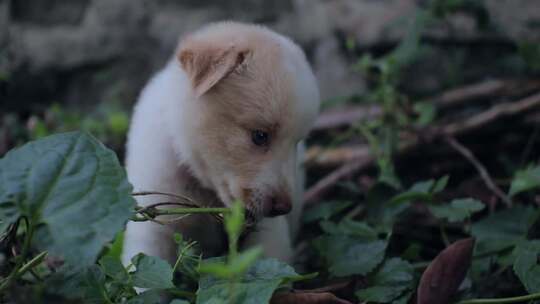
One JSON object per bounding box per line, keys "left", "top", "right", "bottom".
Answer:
{"left": 251, "top": 130, "right": 270, "bottom": 147}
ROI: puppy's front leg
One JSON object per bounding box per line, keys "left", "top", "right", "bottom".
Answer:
{"left": 122, "top": 129, "right": 182, "bottom": 265}
{"left": 241, "top": 216, "right": 294, "bottom": 263}
{"left": 123, "top": 203, "right": 178, "bottom": 265}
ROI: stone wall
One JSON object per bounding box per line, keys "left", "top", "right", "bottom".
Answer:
{"left": 2, "top": 0, "right": 539, "bottom": 111}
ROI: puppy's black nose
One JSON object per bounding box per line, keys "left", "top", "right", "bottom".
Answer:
{"left": 268, "top": 194, "right": 292, "bottom": 216}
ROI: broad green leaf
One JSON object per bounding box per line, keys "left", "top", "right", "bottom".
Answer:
{"left": 303, "top": 201, "right": 353, "bottom": 223}
{"left": 197, "top": 258, "right": 298, "bottom": 304}
{"left": 126, "top": 290, "right": 162, "bottom": 304}
{"left": 0, "top": 132, "right": 135, "bottom": 267}
{"left": 131, "top": 253, "right": 175, "bottom": 289}
{"left": 389, "top": 176, "right": 448, "bottom": 206}
{"left": 429, "top": 198, "right": 484, "bottom": 222}
{"left": 104, "top": 231, "right": 124, "bottom": 261}
{"left": 170, "top": 300, "right": 190, "bottom": 304}
{"left": 472, "top": 206, "right": 536, "bottom": 256}
{"left": 99, "top": 256, "right": 128, "bottom": 282}
{"left": 357, "top": 286, "right": 405, "bottom": 303}
{"left": 49, "top": 264, "right": 119, "bottom": 302}
{"left": 174, "top": 233, "right": 201, "bottom": 281}
{"left": 509, "top": 165, "right": 540, "bottom": 196}
{"left": 82, "top": 265, "right": 111, "bottom": 304}
{"left": 319, "top": 219, "right": 378, "bottom": 239}
{"left": 356, "top": 258, "right": 414, "bottom": 303}
{"left": 44, "top": 265, "right": 88, "bottom": 299}
{"left": 199, "top": 247, "right": 262, "bottom": 278}
{"left": 315, "top": 236, "right": 387, "bottom": 277}
{"left": 513, "top": 240, "right": 540, "bottom": 293}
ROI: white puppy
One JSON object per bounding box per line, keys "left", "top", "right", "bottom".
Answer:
{"left": 122, "top": 22, "right": 320, "bottom": 265}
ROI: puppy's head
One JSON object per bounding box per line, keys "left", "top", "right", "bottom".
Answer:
{"left": 176, "top": 22, "right": 319, "bottom": 219}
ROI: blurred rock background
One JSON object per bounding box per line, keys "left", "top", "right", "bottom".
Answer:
{"left": 1, "top": 0, "right": 540, "bottom": 154}
{"left": 3, "top": 0, "right": 539, "bottom": 107}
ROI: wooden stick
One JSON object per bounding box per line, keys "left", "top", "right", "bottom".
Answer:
{"left": 445, "top": 136, "right": 512, "bottom": 207}
{"left": 304, "top": 145, "right": 370, "bottom": 168}
{"left": 304, "top": 92, "right": 540, "bottom": 206}
{"left": 312, "top": 80, "right": 540, "bottom": 132}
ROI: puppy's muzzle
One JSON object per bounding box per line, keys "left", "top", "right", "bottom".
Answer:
{"left": 265, "top": 192, "right": 292, "bottom": 217}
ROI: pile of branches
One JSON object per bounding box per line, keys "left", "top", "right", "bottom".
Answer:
{"left": 305, "top": 78, "right": 540, "bottom": 206}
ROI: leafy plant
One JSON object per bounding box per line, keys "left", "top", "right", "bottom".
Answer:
{"left": 0, "top": 132, "right": 315, "bottom": 303}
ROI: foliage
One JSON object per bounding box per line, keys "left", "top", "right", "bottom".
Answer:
{"left": 2, "top": 0, "right": 540, "bottom": 303}
{"left": 0, "top": 132, "right": 134, "bottom": 267}
{"left": 0, "top": 134, "right": 314, "bottom": 303}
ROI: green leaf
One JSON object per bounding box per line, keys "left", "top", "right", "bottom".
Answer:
{"left": 319, "top": 219, "right": 378, "bottom": 239}
{"left": 0, "top": 132, "right": 135, "bottom": 267}
{"left": 429, "top": 198, "right": 485, "bottom": 222}
{"left": 389, "top": 176, "right": 448, "bottom": 206}
{"left": 432, "top": 175, "right": 450, "bottom": 193}
{"left": 225, "top": 200, "right": 244, "bottom": 243}
{"left": 197, "top": 258, "right": 299, "bottom": 304}
{"left": 99, "top": 255, "right": 128, "bottom": 282}
{"left": 509, "top": 165, "right": 540, "bottom": 196}
{"left": 519, "top": 42, "right": 540, "bottom": 72}
{"left": 104, "top": 231, "right": 124, "bottom": 261}
{"left": 126, "top": 290, "right": 162, "bottom": 304}
{"left": 315, "top": 236, "right": 387, "bottom": 277}
{"left": 356, "top": 258, "right": 414, "bottom": 303}
{"left": 82, "top": 265, "right": 111, "bottom": 304}
{"left": 472, "top": 206, "right": 536, "bottom": 256}
{"left": 302, "top": 201, "right": 353, "bottom": 223}
{"left": 199, "top": 247, "right": 262, "bottom": 278}
{"left": 170, "top": 300, "right": 190, "bottom": 304}
{"left": 174, "top": 234, "right": 201, "bottom": 281}
{"left": 413, "top": 101, "right": 436, "bottom": 126}
{"left": 513, "top": 240, "right": 540, "bottom": 293}
{"left": 131, "top": 253, "right": 175, "bottom": 289}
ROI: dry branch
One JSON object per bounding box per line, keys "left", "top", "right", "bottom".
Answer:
{"left": 304, "top": 146, "right": 370, "bottom": 168}
{"left": 304, "top": 92, "right": 540, "bottom": 206}
{"left": 445, "top": 136, "right": 512, "bottom": 207}
{"left": 313, "top": 105, "right": 381, "bottom": 131}
{"left": 434, "top": 79, "right": 505, "bottom": 109}
{"left": 312, "top": 79, "right": 540, "bottom": 132}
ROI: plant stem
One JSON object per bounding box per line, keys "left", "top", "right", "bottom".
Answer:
{"left": 457, "top": 292, "right": 540, "bottom": 304}
{"left": 16, "top": 251, "right": 47, "bottom": 277}
{"left": 0, "top": 218, "right": 36, "bottom": 293}
{"left": 440, "top": 224, "right": 450, "bottom": 246}
{"left": 155, "top": 207, "right": 230, "bottom": 215}
{"left": 131, "top": 207, "right": 231, "bottom": 222}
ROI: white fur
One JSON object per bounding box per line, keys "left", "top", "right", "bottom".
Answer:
{"left": 122, "top": 22, "right": 319, "bottom": 266}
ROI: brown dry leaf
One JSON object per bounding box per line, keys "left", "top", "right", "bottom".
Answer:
{"left": 417, "top": 238, "right": 475, "bottom": 304}
{"left": 270, "top": 291, "right": 352, "bottom": 304}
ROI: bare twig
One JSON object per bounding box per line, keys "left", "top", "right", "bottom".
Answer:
{"left": 440, "top": 91, "right": 540, "bottom": 136}
{"left": 312, "top": 80, "right": 540, "bottom": 133}
{"left": 135, "top": 201, "right": 200, "bottom": 213}
{"left": 304, "top": 145, "right": 370, "bottom": 168}
{"left": 313, "top": 105, "right": 381, "bottom": 131}
{"left": 435, "top": 79, "right": 505, "bottom": 109}
{"left": 132, "top": 191, "right": 195, "bottom": 204}
{"left": 304, "top": 92, "right": 540, "bottom": 206}
{"left": 445, "top": 136, "right": 512, "bottom": 207}
{"left": 304, "top": 156, "right": 375, "bottom": 205}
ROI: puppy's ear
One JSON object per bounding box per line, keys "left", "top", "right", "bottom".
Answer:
{"left": 178, "top": 41, "right": 248, "bottom": 97}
